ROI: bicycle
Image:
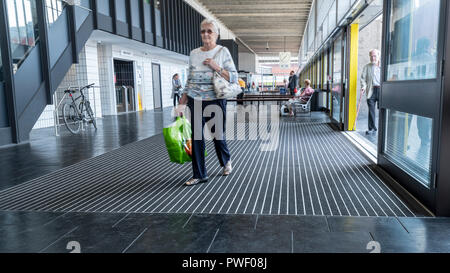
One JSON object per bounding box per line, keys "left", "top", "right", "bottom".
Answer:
{"left": 62, "top": 83, "right": 97, "bottom": 134}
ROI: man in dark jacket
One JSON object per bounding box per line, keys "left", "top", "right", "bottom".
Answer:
{"left": 288, "top": 71, "right": 298, "bottom": 96}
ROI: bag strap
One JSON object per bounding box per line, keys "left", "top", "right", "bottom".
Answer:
{"left": 212, "top": 46, "right": 224, "bottom": 61}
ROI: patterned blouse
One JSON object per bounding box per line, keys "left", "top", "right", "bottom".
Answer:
{"left": 183, "top": 46, "right": 238, "bottom": 101}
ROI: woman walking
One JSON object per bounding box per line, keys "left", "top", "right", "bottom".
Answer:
{"left": 172, "top": 74, "right": 182, "bottom": 107}
{"left": 177, "top": 19, "right": 238, "bottom": 186}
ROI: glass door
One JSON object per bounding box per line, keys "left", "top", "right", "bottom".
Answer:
{"left": 379, "top": 0, "right": 446, "bottom": 210}
{"left": 331, "top": 33, "right": 346, "bottom": 129}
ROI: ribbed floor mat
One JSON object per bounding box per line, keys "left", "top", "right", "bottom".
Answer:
{"left": 0, "top": 122, "right": 416, "bottom": 217}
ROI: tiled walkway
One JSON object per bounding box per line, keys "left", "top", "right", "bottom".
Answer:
{"left": 0, "top": 108, "right": 449, "bottom": 253}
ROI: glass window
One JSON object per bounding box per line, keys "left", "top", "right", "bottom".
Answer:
{"left": 115, "top": 0, "right": 127, "bottom": 22}
{"left": 144, "top": 0, "right": 152, "bottom": 32}
{"left": 46, "top": 0, "right": 65, "bottom": 25}
{"left": 338, "top": 0, "right": 351, "bottom": 24}
{"left": 97, "top": 0, "right": 110, "bottom": 16}
{"left": 384, "top": 110, "right": 433, "bottom": 187}
{"left": 0, "top": 50, "right": 3, "bottom": 82}
{"left": 328, "top": 1, "right": 337, "bottom": 33}
{"left": 154, "top": 0, "right": 162, "bottom": 36}
{"left": 7, "top": 0, "right": 39, "bottom": 73}
{"left": 323, "top": 52, "right": 328, "bottom": 87}
{"left": 332, "top": 37, "right": 342, "bottom": 122}
{"left": 308, "top": 2, "right": 316, "bottom": 51}
{"left": 387, "top": 0, "right": 440, "bottom": 81}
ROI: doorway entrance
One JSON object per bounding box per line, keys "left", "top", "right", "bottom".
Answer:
{"left": 152, "top": 63, "right": 162, "bottom": 110}
{"left": 114, "top": 60, "right": 136, "bottom": 114}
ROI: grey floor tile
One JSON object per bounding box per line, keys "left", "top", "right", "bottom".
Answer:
{"left": 208, "top": 227, "right": 291, "bottom": 253}
{"left": 371, "top": 229, "right": 450, "bottom": 253}
{"left": 293, "top": 231, "right": 373, "bottom": 253}
{"left": 398, "top": 217, "right": 450, "bottom": 235}
{"left": 327, "top": 216, "right": 407, "bottom": 234}
{"left": 0, "top": 211, "right": 63, "bottom": 233}
{"left": 40, "top": 212, "right": 128, "bottom": 253}
{"left": 256, "top": 215, "right": 329, "bottom": 234}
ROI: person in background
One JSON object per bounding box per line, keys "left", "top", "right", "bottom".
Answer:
{"left": 360, "top": 49, "right": 381, "bottom": 135}
{"left": 237, "top": 78, "right": 245, "bottom": 105}
{"left": 287, "top": 79, "right": 315, "bottom": 116}
{"left": 251, "top": 82, "right": 257, "bottom": 92}
{"left": 288, "top": 71, "right": 298, "bottom": 96}
{"left": 172, "top": 74, "right": 182, "bottom": 107}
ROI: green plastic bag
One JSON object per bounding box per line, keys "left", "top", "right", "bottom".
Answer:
{"left": 163, "top": 117, "right": 193, "bottom": 164}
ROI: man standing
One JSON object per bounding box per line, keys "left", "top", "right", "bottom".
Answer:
{"left": 288, "top": 71, "right": 298, "bottom": 96}
{"left": 361, "top": 49, "right": 381, "bottom": 135}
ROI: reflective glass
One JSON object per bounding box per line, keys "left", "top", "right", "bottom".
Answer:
{"left": 323, "top": 52, "right": 328, "bottom": 87}
{"left": 387, "top": 0, "right": 440, "bottom": 81}
{"left": 45, "top": 0, "right": 66, "bottom": 25}
{"left": 0, "top": 50, "right": 3, "bottom": 82}
{"left": 328, "top": 1, "right": 336, "bottom": 33}
{"left": 332, "top": 38, "right": 342, "bottom": 122}
{"left": 384, "top": 110, "right": 433, "bottom": 187}
{"left": 154, "top": 0, "right": 162, "bottom": 36}
{"left": 337, "top": 0, "right": 351, "bottom": 23}
{"left": 7, "top": 0, "right": 39, "bottom": 72}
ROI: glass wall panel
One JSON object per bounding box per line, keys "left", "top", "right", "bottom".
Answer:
{"left": 115, "top": 0, "right": 126, "bottom": 22}
{"left": 328, "top": 1, "right": 337, "bottom": 34}
{"left": 332, "top": 37, "right": 342, "bottom": 122}
{"left": 317, "top": 58, "right": 321, "bottom": 88}
{"left": 387, "top": 0, "right": 440, "bottom": 81}
{"left": 154, "top": 0, "right": 162, "bottom": 36}
{"left": 384, "top": 109, "right": 433, "bottom": 187}
{"left": 0, "top": 50, "right": 3, "bottom": 82}
{"left": 0, "top": 49, "right": 8, "bottom": 128}
{"left": 45, "top": 0, "right": 65, "bottom": 25}
{"left": 307, "top": 2, "right": 316, "bottom": 51}
{"left": 143, "top": 0, "right": 152, "bottom": 32}
{"left": 7, "top": 0, "right": 39, "bottom": 72}
{"left": 337, "top": 0, "right": 351, "bottom": 23}
{"left": 323, "top": 51, "right": 328, "bottom": 87}
{"left": 97, "top": 0, "right": 110, "bottom": 16}
{"left": 131, "top": 0, "right": 140, "bottom": 27}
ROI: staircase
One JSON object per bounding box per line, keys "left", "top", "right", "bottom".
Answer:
{"left": 12, "top": 2, "right": 94, "bottom": 142}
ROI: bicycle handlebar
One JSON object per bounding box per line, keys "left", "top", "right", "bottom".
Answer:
{"left": 65, "top": 83, "right": 95, "bottom": 94}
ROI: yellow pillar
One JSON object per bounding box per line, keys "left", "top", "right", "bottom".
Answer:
{"left": 348, "top": 23, "right": 359, "bottom": 131}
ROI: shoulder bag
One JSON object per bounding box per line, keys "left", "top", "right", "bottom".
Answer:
{"left": 212, "top": 46, "right": 242, "bottom": 99}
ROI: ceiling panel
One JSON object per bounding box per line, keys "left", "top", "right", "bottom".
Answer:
{"left": 196, "top": 0, "right": 313, "bottom": 57}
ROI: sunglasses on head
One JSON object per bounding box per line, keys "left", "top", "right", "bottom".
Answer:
{"left": 201, "top": 29, "right": 214, "bottom": 34}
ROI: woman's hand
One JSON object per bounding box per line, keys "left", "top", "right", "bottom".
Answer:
{"left": 176, "top": 93, "right": 188, "bottom": 117}
{"left": 175, "top": 104, "right": 186, "bottom": 117}
{"left": 203, "top": 58, "right": 220, "bottom": 72}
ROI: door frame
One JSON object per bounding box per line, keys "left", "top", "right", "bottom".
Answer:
{"left": 330, "top": 29, "right": 347, "bottom": 130}
{"left": 113, "top": 58, "right": 136, "bottom": 113}
{"left": 378, "top": 0, "right": 448, "bottom": 212}
{"left": 151, "top": 62, "right": 163, "bottom": 110}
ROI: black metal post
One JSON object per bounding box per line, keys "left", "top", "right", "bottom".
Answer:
{"left": 67, "top": 4, "right": 79, "bottom": 64}
{"left": 0, "top": 0, "right": 18, "bottom": 143}
{"left": 35, "top": 0, "right": 52, "bottom": 104}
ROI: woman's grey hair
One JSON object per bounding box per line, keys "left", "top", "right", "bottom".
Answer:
{"left": 201, "top": 18, "right": 220, "bottom": 35}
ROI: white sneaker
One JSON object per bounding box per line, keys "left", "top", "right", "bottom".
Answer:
{"left": 223, "top": 161, "right": 232, "bottom": 176}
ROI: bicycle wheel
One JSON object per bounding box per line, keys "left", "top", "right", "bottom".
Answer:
{"left": 84, "top": 101, "right": 97, "bottom": 130}
{"left": 63, "top": 103, "right": 81, "bottom": 134}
